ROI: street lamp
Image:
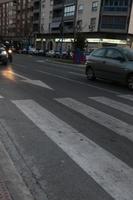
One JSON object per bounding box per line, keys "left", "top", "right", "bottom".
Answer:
{"left": 73, "top": 0, "right": 78, "bottom": 43}
{"left": 59, "top": 0, "right": 65, "bottom": 57}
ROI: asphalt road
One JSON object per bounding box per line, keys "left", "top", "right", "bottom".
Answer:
{"left": 0, "top": 54, "right": 133, "bottom": 200}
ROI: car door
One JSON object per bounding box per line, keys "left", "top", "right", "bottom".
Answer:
{"left": 101, "top": 48, "right": 127, "bottom": 81}
{"left": 89, "top": 48, "right": 107, "bottom": 77}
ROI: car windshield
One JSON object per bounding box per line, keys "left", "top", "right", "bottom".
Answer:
{"left": 122, "top": 48, "right": 133, "bottom": 61}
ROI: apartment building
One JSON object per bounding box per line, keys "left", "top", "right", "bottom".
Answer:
{"left": 37, "top": 0, "right": 133, "bottom": 50}
{"left": 37, "top": 0, "right": 102, "bottom": 50}
{"left": 40, "top": 0, "right": 53, "bottom": 34}
{"left": 16, "top": 0, "right": 33, "bottom": 39}
{"left": 0, "top": 0, "right": 33, "bottom": 46}
{"left": 33, "top": 0, "right": 41, "bottom": 34}
{"left": 99, "top": 0, "right": 133, "bottom": 41}
{"left": 0, "top": 0, "right": 17, "bottom": 39}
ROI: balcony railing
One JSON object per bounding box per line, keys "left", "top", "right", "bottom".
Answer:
{"left": 52, "top": 17, "right": 62, "bottom": 22}
{"left": 65, "top": 0, "right": 75, "bottom": 5}
{"left": 103, "top": 6, "right": 128, "bottom": 12}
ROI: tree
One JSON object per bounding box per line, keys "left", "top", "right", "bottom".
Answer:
{"left": 74, "top": 33, "right": 86, "bottom": 51}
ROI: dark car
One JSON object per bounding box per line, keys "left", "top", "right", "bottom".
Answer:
{"left": 85, "top": 47, "right": 133, "bottom": 90}
{"left": 0, "top": 47, "right": 8, "bottom": 65}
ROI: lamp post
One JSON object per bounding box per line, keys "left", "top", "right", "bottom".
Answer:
{"left": 59, "top": 0, "right": 65, "bottom": 57}
{"left": 73, "top": 0, "right": 78, "bottom": 44}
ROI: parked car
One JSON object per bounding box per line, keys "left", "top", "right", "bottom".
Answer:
{"left": 28, "top": 47, "right": 36, "bottom": 55}
{"left": 54, "top": 50, "right": 68, "bottom": 58}
{"left": 46, "top": 50, "right": 55, "bottom": 57}
{"left": 34, "top": 49, "right": 45, "bottom": 56}
{"left": 85, "top": 47, "right": 133, "bottom": 90}
{"left": 21, "top": 48, "right": 27, "bottom": 54}
{"left": 0, "top": 47, "right": 9, "bottom": 65}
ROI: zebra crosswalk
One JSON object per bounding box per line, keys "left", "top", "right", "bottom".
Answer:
{"left": 1, "top": 93, "right": 133, "bottom": 200}
{"left": 56, "top": 97, "right": 133, "bottom": 142}
{"left": 118, "top": 94, "right": 133, "bottom": 102}
{"left": 12, "top": 95, "right": 133, "bottom": 200}
{"left": 89, "top": 96, "right": 133, "bottom": 116}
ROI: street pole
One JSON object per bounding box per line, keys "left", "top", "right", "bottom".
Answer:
{"left": 73, "top": 0, "right": 78, "bottom": 44}
{"left": 60, "top": 0, "right": 65, "bottom": 57}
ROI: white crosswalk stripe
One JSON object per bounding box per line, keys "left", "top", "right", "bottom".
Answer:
{"left": 118, "top": 94, "right": 133, "bottom": 101}
{"left": 12, "top": 99, "right": 133, "bottom": 200}
{"left": 89, "top": 96, "right": 133, "bottom": 116}
{"left": 56, "top": 98, "right": 133, "bottom": 142}
{"left": 0, "top": 95, "right": 4, "bottom": 98}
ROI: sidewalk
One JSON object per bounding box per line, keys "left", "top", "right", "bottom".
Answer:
{"left": 0, "top": 169, "right": 12, "bottom": 200}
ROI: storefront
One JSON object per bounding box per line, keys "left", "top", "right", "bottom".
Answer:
{"left": 35, "top": 37, "right": 131, "bottom": 52}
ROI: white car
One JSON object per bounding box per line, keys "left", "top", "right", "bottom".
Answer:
{"left": 46, "top": 50, "right": 55, "bottom": 57}
{"left": 28, "top": 47, "right": 36, "bottom": 55}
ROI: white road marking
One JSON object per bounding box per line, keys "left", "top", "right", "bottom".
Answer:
{"left": 36, "top": 60, "right": 45, "bottom": 63}
{"left": 37, "top": 70, "right": 120, "bottom": 95}
{"left": 56, "top": 98, "right": 133, "bottom": 142}
{"left": 0, "top": 140, "right": 33, "bottom": 200}
{"left": 69, "top": 71, "right": 85, "bottom": 77}
{"left": 10, "top": 72, "right": 28, "bottom": 80}
{"left": 22, "top": 79, "right": 53, "bottom": 90}
{"left": 10, "top": 72, "right": 53, "bottom": 90}
{"left": 12, "top": 99, "right": 133, "bottom": 200}
{"left": 0, "top": 95, "right": 4, "bottom": 98}
{"left": 118, "top": 94, "right": 133, "bottom": 102}
{"left": 89, "top": 96, "right": 133, "bottom": 116}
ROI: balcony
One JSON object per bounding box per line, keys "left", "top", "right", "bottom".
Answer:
{"left": 102, "top": 6, "right": 129, "bottom": 15}
{"left": 64, "top": 0, "right": 75, "bottom": 5}
{"left": 64, "top": 15, "right": 74, "bottom": 22}
{"left": 53, "top": 3, "right": 63, "bottom": 10}
{"left": 52, "top": 17, "right": 62, "bottom": 23}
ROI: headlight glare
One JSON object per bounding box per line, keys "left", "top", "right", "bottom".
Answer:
{"left": 8, "top": 49, "right": 12, "bottom": 53}
{"left": 1, "top": 51, "right": 7, "bottom": 55}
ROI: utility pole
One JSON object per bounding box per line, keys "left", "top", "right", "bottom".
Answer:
{"left": 60, "top": 0, "right": 65, "bottom": 57}
{"left": 73, "top": 0, "right": 78, "bottom": 44}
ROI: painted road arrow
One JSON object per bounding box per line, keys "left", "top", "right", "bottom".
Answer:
{"left": 11, "top": 72, "right": 53, "bottom": 90}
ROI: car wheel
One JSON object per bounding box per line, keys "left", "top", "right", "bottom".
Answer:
{"left": 86, "top": 67, "right": 96, "bottom": 81}
{"left": 127, "top": 74, "right": 133, "bottom": 90}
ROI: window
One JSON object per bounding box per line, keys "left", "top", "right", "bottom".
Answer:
{"left": 105, "top": 49, "right": 123, "bottom": 60}
{"left": 101, "top": 16, "right": 127, "bottom": 30}
{"left": 92, "top": 48, "right": 106, "bottom": 57}
{"left": 89, "top": 18, "right": 96, "bottom": 31}
{"left": 103, "top": 0, "right": 129, "bottom": 12}
{"left": 64, "top": 5, "right": 75, "bottom": 17}
{"left": 77, "top": 20, "right": 82, "bottom": 31}
{"left": 78, "top": 4, "right": 84, "bottom": 12}
{"left": 92, "top": 1, "right": 98, "bottom": 11}
{"left": 122, "top": 48, "right": 133, "bottom": 61}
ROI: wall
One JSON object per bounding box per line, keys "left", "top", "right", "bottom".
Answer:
{"left": 77, "top": 0, "right": 101, "bottom": 33}
{"left": 128, "top": 2, "right": 133, "bottom": 34}
{"left": 40, "top": 0, "right": 53, "bottom": 34}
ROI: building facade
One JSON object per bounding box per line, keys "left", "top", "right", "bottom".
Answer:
{"left": 0, "top": 0, "right": 17, "bottom": 40}
{"left": 0, "top": 0, "right": 133, "bottom": 50}
{"left": 0, "top": 0, "right": 33, "bottom": 47}
{"left": 33, "top": 0, "right": 41, "bottom": 34}
{"left": 16, "top": 0, "right": 33, "bottom": 38}
{"left": 37, "top": 0, "right": 133, "bottom": 51}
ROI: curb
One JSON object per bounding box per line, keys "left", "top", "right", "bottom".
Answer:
{"left": 0, "top": 169, "right": 12, "bottom": 200}
{"left": 45, "top": 58, "right": 85, "bottom": 68}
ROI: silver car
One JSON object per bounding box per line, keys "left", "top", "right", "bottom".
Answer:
{"left": 85, "top": 47, "right": 133, "bottom": 90}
